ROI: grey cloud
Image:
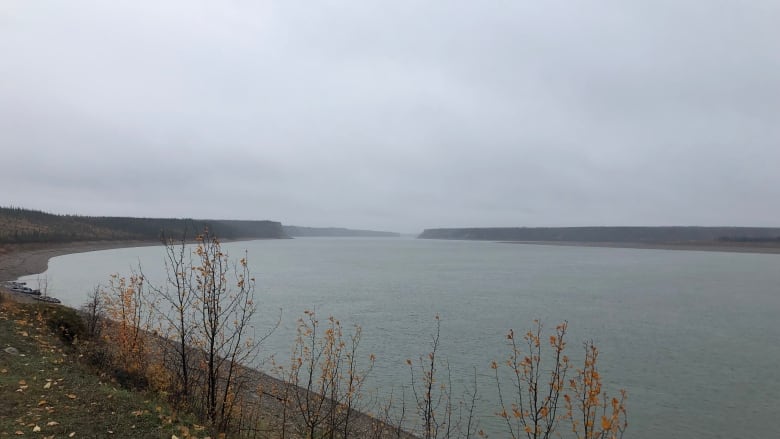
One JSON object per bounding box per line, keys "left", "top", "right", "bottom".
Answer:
{"left": 1, "top": 1, "right": 779, "bottom": 232}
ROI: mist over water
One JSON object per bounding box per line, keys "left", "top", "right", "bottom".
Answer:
{"left": 20, "top": 238, "right": 780, "bottom": 438}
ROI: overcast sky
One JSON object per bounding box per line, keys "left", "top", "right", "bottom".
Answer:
{"left": 1, "top": 1, "right": 779, "bottom": 233}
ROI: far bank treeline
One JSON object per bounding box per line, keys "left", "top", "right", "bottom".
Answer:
{"left": 419, "top": 226, "right": 780, "bottom": 243}
{"left": 0, "top": 207, "right": 286, "bottom": 244}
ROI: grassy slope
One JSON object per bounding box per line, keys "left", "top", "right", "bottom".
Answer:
{"left": 0, "top": 297, "right": 216, "bottom": 439}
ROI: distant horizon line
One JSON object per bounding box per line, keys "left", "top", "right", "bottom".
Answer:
{"left": 4, "top": 205, "right": 780, "bottom": 234}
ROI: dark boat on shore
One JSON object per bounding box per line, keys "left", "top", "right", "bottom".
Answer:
{"left": 33, "top": 296, "right": 62, "bottom": 304}
{"left": 4, "top": 281, "right": 44, "bottom": 296}
{"left": 9, "top": 286, "right": 41, "bottom": 296}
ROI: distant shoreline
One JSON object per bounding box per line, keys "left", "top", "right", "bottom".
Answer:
{"left": 0, "top": 240, "right": 163, "bottom": 283}
{"left": 497, "top": 240, "right": 780, "bottom": 254}
{"left": 4, "top": 236, "right": 780, "bottom": 285}
{"left": 0, "top": 237, "right": 283, "bottom": 283}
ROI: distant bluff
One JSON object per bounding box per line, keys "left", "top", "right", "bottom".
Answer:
{"left": 417, "top": 226, "right": 780, "bottom": 243}
{"left": 0, "top": 207, "right": 287, "bottom": 244}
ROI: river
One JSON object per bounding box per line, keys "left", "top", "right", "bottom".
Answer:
{"left": 18, "top": 237, "right": 780, "bottom": 438}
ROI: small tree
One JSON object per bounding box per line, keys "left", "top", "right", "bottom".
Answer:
{"left": 102, "top": 273, "right": 153, "bottom": 375}
{"left": 94, "top": 229, "right": 268, "bottom": 433}
{"left": 82, "top": 285, "right": 105, "bottom": 338}
{"left": 492, "top": 321, "right": 627, "bottom": 439}
{"left": 145, "top": 231, "right": 198, "bottom": 402}
{"left": 564, "top": 341, "right": 627, "bottom": 439}
{"left": 36, "top": 274, "right": 49, "bottom": 297}
{"left": 275, "top": 310, "right": 374, "bottom": 439}
{"left": 406, "top": 315, "right": 479, "bottom": 439}
{"left": 191, "top": 231, "right": 261, "bottom": 431}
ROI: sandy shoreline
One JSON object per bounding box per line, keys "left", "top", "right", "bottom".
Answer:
{"left": 498, "top": 240, "right": 780, "bottom": 254}
{"left": 0, "top": 240, "right": 163, "bottom": 283}
{"left": 3, "top": 237, "right": 780, "bottom": 284}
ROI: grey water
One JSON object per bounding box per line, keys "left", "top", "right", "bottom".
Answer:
{"left": 19, "top": 238, "right": 780, "bottom": 438}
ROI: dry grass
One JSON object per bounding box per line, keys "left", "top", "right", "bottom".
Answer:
{"left": 0, "top": 295, "right": 216, "bottom": 439}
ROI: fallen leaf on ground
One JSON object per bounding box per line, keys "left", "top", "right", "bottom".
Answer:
{"left": 32, "top": 426, "right": 41, "bottom": 432}
{"left": 66, "top": 394, "right": 77, "bottom": 399}
{"left": 46, "top": 421, "right": 59, "bottom": 426}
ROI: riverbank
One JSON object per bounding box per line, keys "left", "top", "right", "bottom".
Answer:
{"left": 499, "top": 240, "right": 780, "bottom": 254}
{"left": 0, "top": 240, "right": 163, "bottom": 283}
{"left": 0, "top": 241, "right": 417, "bottom": 439}
{"left": 0, "top": 297, "right": 215, "bottom": 438}
{"left": 6, "top": 237, "right": 779, "bottom": 287}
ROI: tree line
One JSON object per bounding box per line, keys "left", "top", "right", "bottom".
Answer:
{"left": 419, "top": 226, "right": 780, "bottom": 243}
{"left": 0, "top": 206, "right": 286, "bottom": 244}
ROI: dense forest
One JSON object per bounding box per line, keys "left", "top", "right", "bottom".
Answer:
{"left": 418, "top": 226, "right": 780, "bottom": 243}
{"left": 283, "top": 225, "right": 400, "bottom": 237}
{"left": 0, "top": 207, "right": 286, "bottom": 244}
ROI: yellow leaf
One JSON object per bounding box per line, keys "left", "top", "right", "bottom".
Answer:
{"left": 46, "top": 421, "right": 59, "bottom": 426}
{"left": 33, "top": 426, "right": 41, "bottom": 432}
{"left": 66, "top": 394, "right": 77, "bottom": 399}
{"left": 69, "top": 433, "right": 76, "bottom": 437}
{"left": 43, "top": 382, "right": 52, "bottom": 389}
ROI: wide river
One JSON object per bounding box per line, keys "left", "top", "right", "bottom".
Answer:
{"left": 18, "top": 237, "right": 780, "bottom": 438}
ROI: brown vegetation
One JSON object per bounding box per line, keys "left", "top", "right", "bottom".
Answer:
{"left": 1, "top": 231, "right": 628, "bottom": 438}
